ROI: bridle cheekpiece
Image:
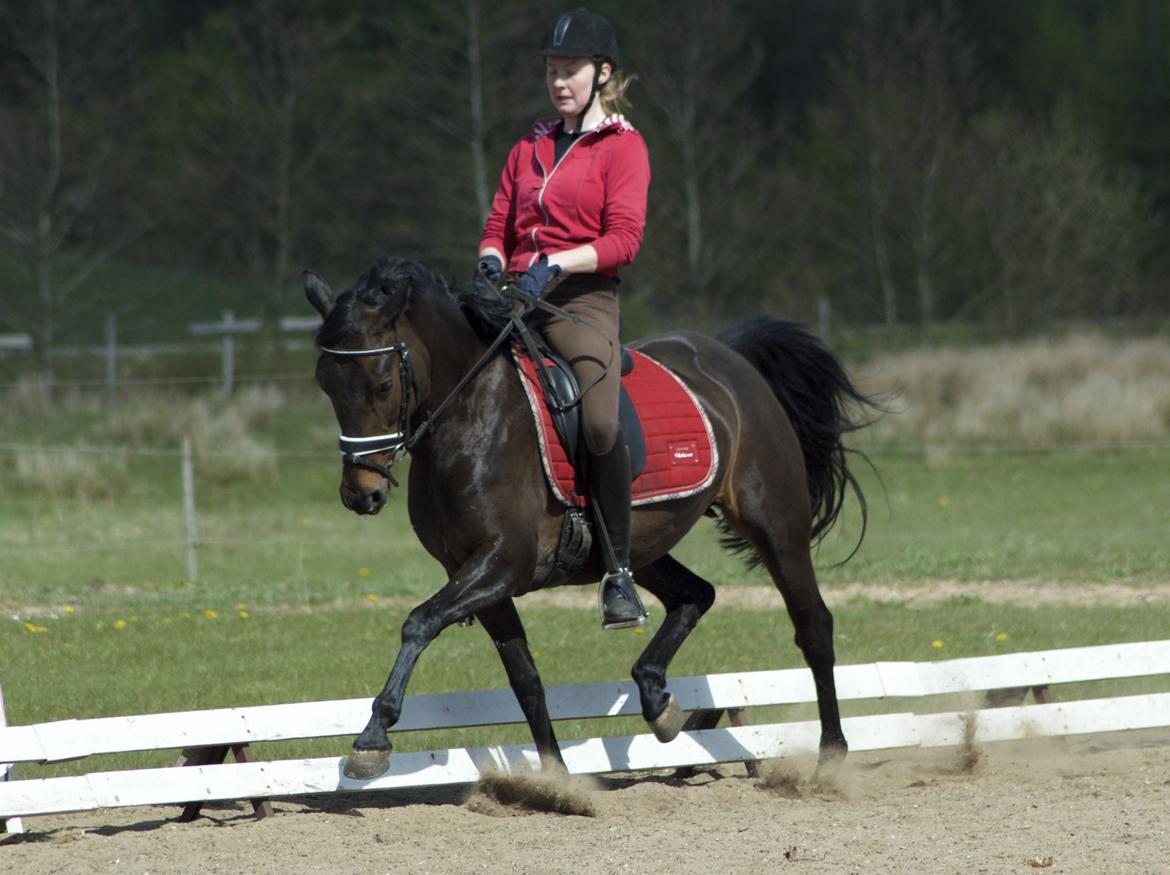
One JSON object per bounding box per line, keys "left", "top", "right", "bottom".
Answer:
{"left": 320, "top": 335, "right": 417, "bottom": 487}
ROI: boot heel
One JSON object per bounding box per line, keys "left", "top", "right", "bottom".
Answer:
{"left": 598, "top": 569, "right": 648, "bottom": 630}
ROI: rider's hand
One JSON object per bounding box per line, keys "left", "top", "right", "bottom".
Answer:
{"left": 518, "top": 255, "right": 562, "bottom": 299}
{"left": 473, "top": 254, "right": 503, "bottom": 295}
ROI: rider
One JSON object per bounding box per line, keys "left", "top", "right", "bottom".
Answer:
{"left": 476, "top": 8, "right": 651, "bottom": 630}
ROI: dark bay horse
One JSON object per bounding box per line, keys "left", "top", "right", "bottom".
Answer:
{"left": 304, "top": 256, "right": 876, "bottom": 781}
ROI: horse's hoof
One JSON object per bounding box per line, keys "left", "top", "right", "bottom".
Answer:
{"left": 343, "top": 748, "right": 391, "bottom": 780}
{"left": 648, "top": 694, "right": 684, "bottom": 743}
{"left": 812, "top": 743, "right": 847, "bottom": 786}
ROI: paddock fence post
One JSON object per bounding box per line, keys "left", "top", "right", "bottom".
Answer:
{"left": 182, "top": 436, "right": 198, "bottom": 582}
{"left": 0, "top": 681, "right": 23, "bottom": 834}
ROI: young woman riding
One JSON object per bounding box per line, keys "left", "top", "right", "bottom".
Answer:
{"left": 476, "top": 8, "right": 651, "bottom": 631}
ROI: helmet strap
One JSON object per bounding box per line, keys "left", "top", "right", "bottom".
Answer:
{"left": 576, "top": 59, "right": 606, "bottom": 129}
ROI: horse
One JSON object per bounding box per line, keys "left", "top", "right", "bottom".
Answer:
{"left": 303, "top": 255, "right": 877, "bottom": 781}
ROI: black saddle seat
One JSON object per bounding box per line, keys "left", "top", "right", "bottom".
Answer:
{"left": 536, "top": 347, "right": 646, "bottom": 480}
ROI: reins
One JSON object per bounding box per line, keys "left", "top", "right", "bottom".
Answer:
{"left": 320, "top": 282, "right": 613, "bottom": 486}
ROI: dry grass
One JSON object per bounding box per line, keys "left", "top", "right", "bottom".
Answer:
{"left": 9, "top": 444, "right": 129, "bottom": 499}
{"left": 99, "top": 386, "right": 283, "bottom": 480}
{"left": 858, "top": 333, "right": 1170, "bottom": 445}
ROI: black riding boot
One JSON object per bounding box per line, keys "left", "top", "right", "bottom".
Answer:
{"left": 589, "top": 438, "right": 648, "bottom": 630}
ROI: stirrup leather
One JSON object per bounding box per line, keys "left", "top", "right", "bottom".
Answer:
{"left": 598, "top": 568, "right": 648, "bottom": 630}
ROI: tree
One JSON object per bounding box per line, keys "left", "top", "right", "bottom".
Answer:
{"left": 154, "top": 0, "right": 365, "bottom": 328}
{"left": 0, "top": 0, "right": 149, "bottom": 376}
{"left": 628, "top": 0, "right": 802, "bottom": 325}
{"left": 804, "top": 2, "right": 978, "bottom": 326}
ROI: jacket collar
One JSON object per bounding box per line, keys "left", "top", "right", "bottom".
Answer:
{"left": 531, "top": 113, "right": 635, "bottom": 140}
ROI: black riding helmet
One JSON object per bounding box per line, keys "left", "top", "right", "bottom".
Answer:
{"left": 536, "top": 9, "right": 619, "bottom": 125}
{"left": 536, "top": 8, "right": 619, "bottom": 69}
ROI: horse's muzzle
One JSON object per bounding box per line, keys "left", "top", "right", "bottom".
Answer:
{"left": 340, "top": 483, "right": 388, "bottom": 516}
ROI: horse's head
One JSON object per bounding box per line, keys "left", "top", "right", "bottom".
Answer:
{"left": 305, "top": 258, "right": 433, "bottom": 516}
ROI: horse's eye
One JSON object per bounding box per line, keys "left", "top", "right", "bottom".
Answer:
{"left": 377, "top": 380, "right": 394, "bottom": 398}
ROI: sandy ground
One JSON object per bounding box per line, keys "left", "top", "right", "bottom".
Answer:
{"left": 5, "top": 581, "right": 1169, "bottom": 872}
{"left": 4, "top": 730, "right": 1169, "bottom": 874}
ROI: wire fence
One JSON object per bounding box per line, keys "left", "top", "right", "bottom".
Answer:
{"left": 2, "top": 438, "right": 1167, "bottom": 591}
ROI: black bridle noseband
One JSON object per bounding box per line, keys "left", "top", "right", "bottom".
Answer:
{"left": 321, "top": 314, "right": 518, "bottom": 487}
{"left": 320, "top": 334, "right": 419, "bottom": 487}
{"left": 320, "top": 284, "right": 612, "bottom": 489}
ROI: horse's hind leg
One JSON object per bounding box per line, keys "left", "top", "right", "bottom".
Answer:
{"left": 475, "top": 599, "right": 565, "bottom": 770}
{"left": 630, "top": 554, "right": 716, "bottom": 742}
{"left": 725, "top": 506, "right": 847, "bottom": 771}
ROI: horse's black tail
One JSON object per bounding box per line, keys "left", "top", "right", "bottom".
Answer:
{"left": 716, "top": 316, "right": 881, "bottom": 564}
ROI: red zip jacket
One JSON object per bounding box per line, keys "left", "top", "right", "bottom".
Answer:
{"left": 480, "top": 114, "right": 650, "bottom": 278}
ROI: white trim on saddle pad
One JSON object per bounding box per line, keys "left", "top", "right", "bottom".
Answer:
{"left": 512, "top": 349, "right": 720, "bottom": 508}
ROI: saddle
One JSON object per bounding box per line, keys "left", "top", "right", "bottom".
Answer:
{"left": 512, "top": 341, "right": 718, "bottom": 509}
{"left": 511, "top": 323, "right": 718, "bottom": 586}
{"left": 531, "top": 345, "right": 647, "bottom": 479}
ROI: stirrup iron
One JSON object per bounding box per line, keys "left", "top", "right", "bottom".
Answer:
{"left": 598, "top": 568, "right": 648, "bottom": 631}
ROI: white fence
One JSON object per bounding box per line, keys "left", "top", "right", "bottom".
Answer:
{"left": 3, "top": 640, "right": 1170, "bottom": 831}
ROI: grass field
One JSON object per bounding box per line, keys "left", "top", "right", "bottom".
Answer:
{"left": 3, "top": 335, "right": 1170, "bottom": 778}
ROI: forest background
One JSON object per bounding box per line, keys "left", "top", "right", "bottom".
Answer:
{"left": 2, "top": 0, "right": 1169, "bottom": 373}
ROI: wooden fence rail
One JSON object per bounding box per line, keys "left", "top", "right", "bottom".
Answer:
{"left": 2, "top": 640, "right": 1169, "bottom": 829}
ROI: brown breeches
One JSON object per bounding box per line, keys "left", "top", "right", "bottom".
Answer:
{"left": 528, "top": 278, "right": 622, "bottom": 456}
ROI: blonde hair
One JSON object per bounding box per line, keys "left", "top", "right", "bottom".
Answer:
{"left": 599, "top": 69, "right": 636, "bottom": 116}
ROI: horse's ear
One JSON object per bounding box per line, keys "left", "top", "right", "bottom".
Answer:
{"left": 304, "top": 271, "right": 334, "bottom": 319}
{"left": 379, "top": 276, "right": 412, "bottom": 323}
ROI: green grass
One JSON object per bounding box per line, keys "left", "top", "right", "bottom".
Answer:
{"left": 3, "top": 440, "right": 1169, "bottom": 611}
{"left": 3, "top": 394, "right": 1170, "bottom": 782}
{"left": 5, "top": 598, "right": 1169, "bottom": 778}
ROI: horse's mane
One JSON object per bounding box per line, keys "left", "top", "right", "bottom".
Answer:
{"left": 316, "top": 256, "right": 512, "bottom": 348}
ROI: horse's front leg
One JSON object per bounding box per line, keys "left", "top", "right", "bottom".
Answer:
{"left": 476, "top": 599, "right": 564, "bottom": 771}
{"left": 344, "top": 546, "right": 527, "bottom": 780}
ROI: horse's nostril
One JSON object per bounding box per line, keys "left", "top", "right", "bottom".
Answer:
{"left": 370, "top": 490, "right": 384, "bottom": 507}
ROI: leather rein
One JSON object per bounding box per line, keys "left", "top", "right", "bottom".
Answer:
{"left": 320, "top": 287, "right": 611, "bottom": 487}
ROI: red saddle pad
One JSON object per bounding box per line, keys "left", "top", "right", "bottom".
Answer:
{"left": 513, "top": 346, "right": 719, "bottom": 507}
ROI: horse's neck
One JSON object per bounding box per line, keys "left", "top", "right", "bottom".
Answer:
{"left": 411, "top": 298, "right": 502, "bottom": 421}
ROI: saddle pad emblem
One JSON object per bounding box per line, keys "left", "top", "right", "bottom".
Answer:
{"left": 514, "top": 348, "right": 719, "bottom": 507}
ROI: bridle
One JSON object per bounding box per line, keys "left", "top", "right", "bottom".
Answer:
{"left": 319, "top": 283, "right": 612, "bottom": 488}
{"left": 320, "top": 331, "right": 419, "bottom": 487}
{"left": 320, "top": 316, "right": 516, "bottom": 488}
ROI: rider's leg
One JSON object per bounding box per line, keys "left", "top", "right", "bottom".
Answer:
{"left": 587, "top": 434, "right": 648, "bottom": 628}
{"left": 536, "top": 282, "right": 647, "bottom": 629}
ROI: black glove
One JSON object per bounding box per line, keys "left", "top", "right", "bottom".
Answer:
{"left": 518, "top": 254, "right": 561, "bottom": 299}
{"left": 474, "top": 254, "right": 503, "bottom": 295}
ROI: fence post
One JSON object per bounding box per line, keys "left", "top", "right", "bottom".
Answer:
{"left": 221, "top": 311, "right": 235, "bottom": 394}
{"left": 104, "top": 314, "right": 117, "bottom": 407}
{"left": 817, "top": 297, "right": 831, "bottom": 341}
{"left": 182, "top": 436, "right": 198, "bottom": 582}
{"left": 0, "top": 681, "right": 23, "bottom": 834}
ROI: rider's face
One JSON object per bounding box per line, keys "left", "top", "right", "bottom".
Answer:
{"left": 545, "top": 56, "right": 610, "bottom": 123}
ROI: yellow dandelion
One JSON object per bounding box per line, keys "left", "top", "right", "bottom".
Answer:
{"left": 531, "top": 650, "right": 541, "bottom": 659}
{"left": 995, "top": 631, "right": 1009, "bottom": 641}
{"left": 235, "top": 602, "right": 247, "bottom": 611}
{"left": 366, "top": 593, "right": 380, "bottom": 603}
{"left": 931, "top": 639, "right": 944, "bottom": 649}
{"left": 113, "top": 619, "right": 128, "bottom": 630}
{"left": 24, "top": 622, "right": 48, "bottom": 634}
{"left": 238, "top": 610, "right": 250, "bottom": 620}
{"left": 634, "top": 626, "right": 647, "bottom": 636}
{"left": 181, "top": 612, "right": 192, "bottom": 620}
{"left": 203, "top": 609, "right": 219, "bottom": 620}
{"left": 64, "top": 606, "right": 75, "bottom": 616}
{"left": 358, "top": 567, "right": 371, "bottom": 578}
{"left": 938, "top": 495, "right": 951, "bottom": 509}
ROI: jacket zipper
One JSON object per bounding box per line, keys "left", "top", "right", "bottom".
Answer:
{"left": 529, "top": 127, "right": 600, "bottom": 267}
